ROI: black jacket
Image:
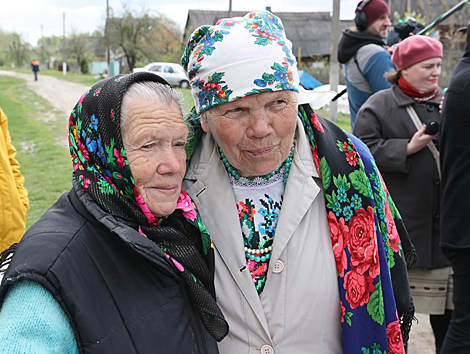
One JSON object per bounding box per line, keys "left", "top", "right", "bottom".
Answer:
{"left": 337, "top": 29, "right": 387, "bottom": 64}
{"left": 0, "top": 185, "right": 219, "bottom": 354}
{"left": 439, "top": 23, "right": 470, "bottom": 249}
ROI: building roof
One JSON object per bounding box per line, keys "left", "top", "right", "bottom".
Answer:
{"left": 184, "top": 10, "right": 353, "bottom": 58}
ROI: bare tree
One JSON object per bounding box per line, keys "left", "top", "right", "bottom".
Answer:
{"left": 107, "top": 5, "right": 159, "bottom": 72}
{"left": 139, "top": 15, "right": 183, "bottom": 64}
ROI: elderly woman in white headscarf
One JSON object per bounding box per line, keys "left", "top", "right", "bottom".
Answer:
{"left": 181, "top": 11, "right": 415, "bottom": 354}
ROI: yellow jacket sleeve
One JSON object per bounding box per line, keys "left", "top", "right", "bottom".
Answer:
{"left": 0, "top": 107, "right": 29, "bottom": 251}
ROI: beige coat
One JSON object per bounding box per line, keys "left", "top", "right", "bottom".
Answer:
{"left": 183, "top": 119, "right": 343, "bottom": 353}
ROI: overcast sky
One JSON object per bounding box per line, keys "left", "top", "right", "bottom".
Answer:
{"left": 1, "top": 0, "right": 358, "bottom": 46}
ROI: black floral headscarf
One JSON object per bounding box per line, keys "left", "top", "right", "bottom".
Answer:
{"left": 68, "top": 72, "right": 228, "bottom": 341}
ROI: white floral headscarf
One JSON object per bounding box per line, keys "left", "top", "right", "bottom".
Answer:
{"left": 182, "top": 11, "right": 306, "bottom": 114}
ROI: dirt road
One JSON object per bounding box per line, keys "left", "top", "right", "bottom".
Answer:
{"left": 0, "top": 70, "right": 436, "bottom": 353}
{"left": 0, "top": 70, "right": 89, "bottom": 118}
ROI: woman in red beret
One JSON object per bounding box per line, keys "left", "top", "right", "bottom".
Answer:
{"left": 353, "top": 35, "right": 452, "bottom": 353}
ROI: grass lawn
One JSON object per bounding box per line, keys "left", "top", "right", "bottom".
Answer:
{"left": 0, "top": 75, "right": 73, "bottom": 229}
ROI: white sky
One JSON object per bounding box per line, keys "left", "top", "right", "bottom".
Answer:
{"left": 1, "top": 0, "right": 358, "bottom": 46}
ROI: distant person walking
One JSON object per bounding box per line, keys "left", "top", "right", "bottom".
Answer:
{"left": 31, "top": 60, "right": 39, "bottom": 81}
{"left": 0, "top": 107, "right": 29, "bottom": 252}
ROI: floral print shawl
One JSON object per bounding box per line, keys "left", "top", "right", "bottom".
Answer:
{"left": 184, "top": 103, "right": 415, "bottom": 353}
{"left": 68, "top": 72, "right": 228, "bottom": 341}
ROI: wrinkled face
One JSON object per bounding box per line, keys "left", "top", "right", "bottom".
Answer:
{"left": 122, "top": 99, "right": 188, "bottom": 217}
{"left": 402, "top": 57, "right": 442, "bottom": 93}
{"left": 202, "top": 90, "right": 298, "bottom": 178}
{"left": 365, "top": 14, "right": 392, "bottom": 39}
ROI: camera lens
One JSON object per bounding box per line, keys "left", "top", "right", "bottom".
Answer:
{"left": 424, "top": 120, "right": 439, "bottom": 135}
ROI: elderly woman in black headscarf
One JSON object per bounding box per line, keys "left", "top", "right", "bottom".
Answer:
{"left": 0, "top": 72, "right": 227, "bottom": 353}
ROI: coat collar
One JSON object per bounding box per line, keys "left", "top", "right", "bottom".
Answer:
{"left": 391, "top": 84, "right": 444, "bottom": 108}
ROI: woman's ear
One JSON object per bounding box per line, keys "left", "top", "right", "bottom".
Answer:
{"left": 201, "top": 114, "right": 211, "bottom": 133}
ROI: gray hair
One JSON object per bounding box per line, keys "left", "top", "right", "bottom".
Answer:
{"left": 199, "top": 111, "right": 208, "bottom": 123}
{"left": 120, "top": 81, "right": 186, "bottom": 135}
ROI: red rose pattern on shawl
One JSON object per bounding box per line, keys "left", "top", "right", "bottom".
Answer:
{"left": 328, "top": 211, "right": 349, "bottom": 277}
{"left": 343, "top": 269, "right": 376, "bottom": 309}
{"left": 385, "top": 201, "right": 400, "bottom": 253}
{"left": 298, "top": 104, "right": 406, "bottom": 353}
{"left": 347, "top": 206, "right": 380, "bottom": 279}
{"left": 387, "top": 320, "right": 406, "bottom": 354}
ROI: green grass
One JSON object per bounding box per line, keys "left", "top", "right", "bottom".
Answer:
{"left": 0, "top": 66, "right": 103, "bottom": 87}
{"left": 316, "top": 109, "right": 352, "bottom": 133}
{"left": 0, "top": 75, "right": 73, "bottom": 229}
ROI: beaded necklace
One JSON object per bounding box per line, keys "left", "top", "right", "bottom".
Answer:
{"left": 218, "top": 141, "right": 295, "bottom": 273}
{"left": 217, "top": 141, "right": 295, "bottom": 187}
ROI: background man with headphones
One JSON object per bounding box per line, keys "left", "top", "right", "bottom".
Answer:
{"left": 338, "top": 0, "right": 394, "bottom": 129}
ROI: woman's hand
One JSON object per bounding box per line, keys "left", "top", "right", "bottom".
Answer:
{"left": 406, "top": 125, "right": 437, "bottom": 156}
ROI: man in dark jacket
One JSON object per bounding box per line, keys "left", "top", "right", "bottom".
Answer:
{"left": 338, "top": 0, "right": 394, "bottom": 129}
{"left": 439, "top": 20, "right": 470, "bottom": 354}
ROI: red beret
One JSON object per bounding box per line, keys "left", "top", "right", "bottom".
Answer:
{"left": 391, "top": 35, "right": 443, "bottom": 71}
{"left": 356, "top": 0, "right": 390, "bottom": 28}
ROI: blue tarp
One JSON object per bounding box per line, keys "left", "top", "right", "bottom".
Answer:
{"left": 298, "top": 70, "right": 323, "bottom": 90}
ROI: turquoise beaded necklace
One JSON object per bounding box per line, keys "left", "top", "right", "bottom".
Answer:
{"left": 217, "top": 141, "right": 295, "bottom": 187}
{"left": 219, "top": 140, "right": 295, "bottom": 262}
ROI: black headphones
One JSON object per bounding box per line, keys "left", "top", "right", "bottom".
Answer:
{"left": 355, "top": 0, "right": 374, "bottom": 32}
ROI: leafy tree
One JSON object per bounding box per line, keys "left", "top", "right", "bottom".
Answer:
{"left": 8, "top": 32, "right": 31, "bottom": 68}
{"left": 38, "top": 35, "right": 64, "bottom": 65}
{"left": 68, "top": 30, "right": 93, "bottom": 72}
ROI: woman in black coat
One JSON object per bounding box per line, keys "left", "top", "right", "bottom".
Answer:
{"left": 354, "top": 35, "right": 452, "bottom": 353}
{"left": 0, "top": 72, "right": 227, "bottom": 353}
{"left": 439, "top": 21, "right": 470, "bottom": 354}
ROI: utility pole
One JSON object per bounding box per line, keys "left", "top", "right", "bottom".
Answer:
{"left": 106, "top": 0, "right": 111, "bottom": 77}
{"left": 228, "top": 0, "right": 232, "bottom": 18}
{"left": 328, "top": 0, "right": 341, "bottom": 123}
{"left": 40, "top": 25, "right": 43, "bottom": 65}
{"left": 63, "top": 12, "right": 67, "bottom": 76}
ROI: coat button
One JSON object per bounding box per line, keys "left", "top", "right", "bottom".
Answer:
{"left": 261, "top": 345, "right": 274, "bottom": 354}
{"left": 434, "top": 178, "right": 440, "bottom": 185}
{"left": 433, "top": 212, "right": 440, "bottom": 219}
{"left": 426, "top": 103, "right": 435, "bottom": 112}
{"left": 273, "top": 260, "right": 284, "bottom": 273}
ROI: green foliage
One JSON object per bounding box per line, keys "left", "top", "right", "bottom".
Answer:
{"left": 320, "top": 157, "right": 331, "bottom": 191}
{"left": 0, "top": 31, "right": 32, "bottom": 68}
{"left": 0, "top": 75, "right": 72, "bottom": 229}
{"left": 367, "top": 279, "right": 385, "bottom": 325}
{"left": 80, "top": 59, "right": 89, "bottom": 74}
{"left": 349, "top": 170, "right": 371, "bottom": 198}
{"left": 68, "top": 31, "right": 93, "bottom": 68}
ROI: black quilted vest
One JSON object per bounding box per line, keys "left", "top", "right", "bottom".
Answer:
{"left": 0, "top": 187, "right": 218, "bottom": 354}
